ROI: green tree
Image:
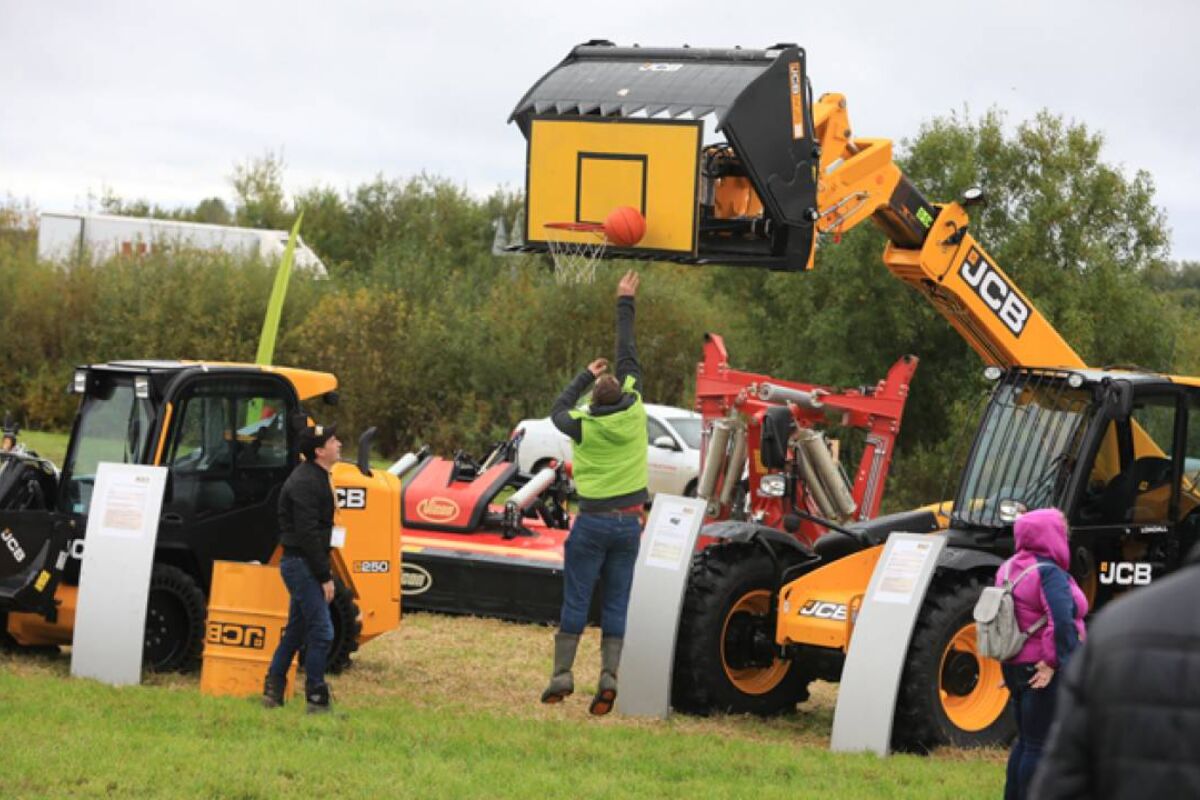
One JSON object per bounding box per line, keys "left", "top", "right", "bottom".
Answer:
{"left": 715, "top": 108, "right": 1174, "bottom": 508}
{"left": 231, "top": 152, "right": 292, "bottom": 230}
{"left": 192, "top": 197, "right": 233, "bottom": 225}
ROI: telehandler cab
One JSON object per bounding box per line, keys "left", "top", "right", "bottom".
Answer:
{"left": 510, "top": 41, "right": 1199, "bottom": 749}
{"left": 0, "top": 361, "right": 403, "bottom": 672}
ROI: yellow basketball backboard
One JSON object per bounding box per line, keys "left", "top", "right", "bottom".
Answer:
{"left": 525, "top": 117, "right": 702, "bottom": 256}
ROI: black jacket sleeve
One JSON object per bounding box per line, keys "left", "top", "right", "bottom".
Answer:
{"left": 550, "top": 369, "right": 594, "bottom": 443}
{"left": 1029, "top": 643, "right": 1093, "bottom": 799}
{"left": 615, "top": 296, "right": 641, "bottom": 395}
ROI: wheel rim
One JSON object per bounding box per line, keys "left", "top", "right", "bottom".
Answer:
{"left": 720, "top": 589, "right": 790, "bottom": 695}
{"left": 938, "top": 622, "right": 1008, "bottom": 732}
{"left": 143, "top": 589, "right": 188, "bottom": 668}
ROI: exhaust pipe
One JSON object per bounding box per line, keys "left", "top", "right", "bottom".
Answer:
{"left": 797, "top": 429, "right": 857, "bottom": 519}
{"left": 698, "top": 419, "right": 732, "bottom": 516}
{"left": 755, "top": 383, "right": 824, "bottom": 411}
{"left": 795, "top": 439, "right": 836, "bottom": 519}
{"left": 718, "top": 423, "right": 748, "bottom": 508}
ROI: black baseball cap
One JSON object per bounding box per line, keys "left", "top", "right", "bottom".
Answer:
{"left": 298, "top": 422, "right": 338, "bottom": 458}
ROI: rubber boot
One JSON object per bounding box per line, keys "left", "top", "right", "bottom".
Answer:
{"left": 262, "top": 674, "right": 286, "bottom": 709}
{"left": 589, "top": 636, "right": 623, "bottom": 716}
{"left": 306, "top": 683, "right": 332, "bottom": 715}
{"left": 540, "top": 632, "right": 580, "bottom": 704}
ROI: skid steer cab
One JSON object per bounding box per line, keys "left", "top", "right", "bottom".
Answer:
{"left": 0, "top": 361, "right": 402, "bottom": 672}
{"left": 676, "top": 365, "right": 1200, "bottom": 750}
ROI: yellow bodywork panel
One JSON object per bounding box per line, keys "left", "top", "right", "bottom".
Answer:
{"left": 257, "top": 366, "right": 337, "bottom": 402}
{"left": 329, "top": 462, "right": 402, "bottom": 643}
{"left": 525, "top": 117, "right": 702, "bottom": 255}
{"left": 884, "top": 220, "right": 1084, "bottom": 371}
{"left": 7, "top": 584, "right": 78, "bottom": 646}
{"left": 776, "top": 545, "right": 883, "bottom": 651}
{"left": 178, "top": 361, "right": 338, "bottom": 403}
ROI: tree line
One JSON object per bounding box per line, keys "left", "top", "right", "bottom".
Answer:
{"left": 0, "top": 109, "right": 1192, "bottom": 511}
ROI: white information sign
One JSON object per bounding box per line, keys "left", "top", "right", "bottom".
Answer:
{"left": 872, "top": 538, "right": 934, "bottom": 605}
{"left": 71, "top": 463, "right": 168, "bottom": 686}
{"left": 616, "top": 494, "right": 707, "bottom": 718}
{"left": 830, "top": 533, "right": 946, "bottom": 755}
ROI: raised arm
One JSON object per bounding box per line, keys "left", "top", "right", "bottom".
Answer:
{"left": 614, "top": 270, "right": 642, "bottom": 395}
{"left": 550, "top": 358, "right": 607, "bottom": 443}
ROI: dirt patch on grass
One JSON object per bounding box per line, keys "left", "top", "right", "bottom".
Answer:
{"left": 4, "top": 609, "right": 1005, "bottom": 764}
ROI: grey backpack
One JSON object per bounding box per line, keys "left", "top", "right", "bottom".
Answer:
{"left": 974, "top": 561, "right": 1052, "bottom": 661}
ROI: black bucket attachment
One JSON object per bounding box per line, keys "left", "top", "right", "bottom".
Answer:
{"left": 510, "top": 42, "right": 819, "bottom": 271}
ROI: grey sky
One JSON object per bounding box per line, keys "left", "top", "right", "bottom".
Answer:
{"left": 3, "top": 0, "right": 1197, "bottom": 260}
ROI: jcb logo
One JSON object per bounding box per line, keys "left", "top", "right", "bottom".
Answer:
{"left": 206, "top": 622, "right": 267, "bottom": 649}
{"left": 958, "top": 247, "right": 1029, "bottom": 337}
{"left": 1, "top": 529, "right": 26, "bottom": 563}
{"left": 1099, "top": 561, "right": 1152, "bottom": 586}
{"left": 798, "top": 600, "right": 847, "bottom": 621}
{"left": 336, "top": 487, "right": 367, "bottom": 510}
{"left": 354, "top": 560, "right": 390, "bottom": 574}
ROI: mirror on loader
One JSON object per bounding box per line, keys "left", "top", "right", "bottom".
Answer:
{"left": 508, "top": 42, "right": 820, "bottom": 271}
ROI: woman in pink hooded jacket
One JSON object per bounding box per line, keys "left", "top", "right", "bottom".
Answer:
{"left": 998, "top": 508, "right": 1088, "bottom": 800}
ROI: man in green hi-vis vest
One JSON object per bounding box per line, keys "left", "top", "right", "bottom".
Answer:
{"left": 540, "top": 270, "right": 647, "bottom": 716}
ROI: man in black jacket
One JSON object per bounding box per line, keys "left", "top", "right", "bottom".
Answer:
{"left": 262, "top": 422, "right": 341, "bottom": 713}
{"left": 1031, "top": 548, "right": 1200, "bottom": 798}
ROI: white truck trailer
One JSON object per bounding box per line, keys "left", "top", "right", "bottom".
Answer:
{"left": 36, "top": 212, "right": 328, "bottom": 277}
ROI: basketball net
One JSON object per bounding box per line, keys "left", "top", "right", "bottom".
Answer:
{"left": 544, "top": 222, "right": 607, "bottom": 285}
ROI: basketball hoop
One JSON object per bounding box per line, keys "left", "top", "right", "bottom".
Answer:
{"left": 544, "top": 222, "right": 608, "bottom": 285}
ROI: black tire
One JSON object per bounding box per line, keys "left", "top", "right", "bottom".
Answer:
{"left": 299, "top": 578, "right": 362, "bottom": 675}
{"left": 0, "top": 611, "right": 16, "bottom": 650}
{"left": 325, "top": 579, "right": 362, "bottom": 673}
{"left": 892, "top": 575, "right": 1015, "bottom": 752}
{"left": 143, "top": 564, "right": 207, "bottom": 672}
{"left": 672, "top": 542, "right": 814, "bottom": 716}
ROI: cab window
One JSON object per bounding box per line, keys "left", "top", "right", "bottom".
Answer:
{"left": 167, "top": 378, "right": 293, "bottom": 514}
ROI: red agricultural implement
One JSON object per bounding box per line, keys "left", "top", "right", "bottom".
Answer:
{"left": 396, "top": 335, "right": 917, "bottom": 624}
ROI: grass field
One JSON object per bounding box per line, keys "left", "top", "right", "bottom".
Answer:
{"left": 3, "top": 429, "right": 1006, "bottom": 796}
{"left": 1, "top": 613, "right": 1006, "bottom": 799}
{"left": 13, "top": 429, "right": 69, "bottom": 465}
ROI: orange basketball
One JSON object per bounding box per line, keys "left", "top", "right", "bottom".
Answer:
{"left": 604, "top": 206, "right": 646, "bottom": 248}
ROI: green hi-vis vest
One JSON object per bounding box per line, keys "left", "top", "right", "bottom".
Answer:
{"left": 568, "top": 375, "right": 648, "bottom": 500}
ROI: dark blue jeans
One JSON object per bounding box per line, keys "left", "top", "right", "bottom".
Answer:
{"left": 559, "top": 512, "right": 642, "bottom": 638}
{"left": 1002, "top": 663, "right": 1058, "bottom": 800}
{"left": 267, "top": 555, "right": 334, "bottom": 692}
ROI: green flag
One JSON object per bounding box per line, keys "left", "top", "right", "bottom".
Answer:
{"left": 255, "top": 212, "right": 304, "bottom": 366}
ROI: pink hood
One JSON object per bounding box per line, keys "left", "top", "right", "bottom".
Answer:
{"left": 996, "top": 508, "right": 1088, "bottom": 666}
{"left": 1013, "top": 508, "right": 1072, "bottom": 571}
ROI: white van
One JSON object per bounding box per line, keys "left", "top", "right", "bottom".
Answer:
{"left": 514, "top": 403, "right": 702, "bottom": 498}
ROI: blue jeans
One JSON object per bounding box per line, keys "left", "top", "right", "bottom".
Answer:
{"left": 1002, "top": 663, "right": 1058, "bottom": 800}
{"left": 267, "top": 555, "right": 334, "bottom": 692}
{"left": 559, "top": 512, "right": 642, "bottom": 638}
